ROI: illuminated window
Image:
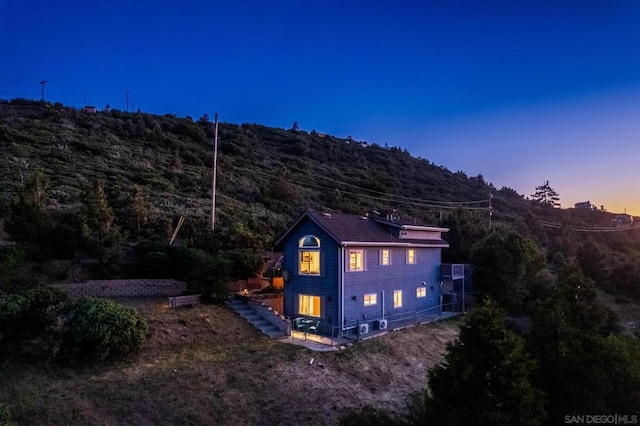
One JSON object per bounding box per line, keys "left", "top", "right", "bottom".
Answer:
{"left": 364, "top": 293, "right": 377, "bottom": 306}
{"left": 394, "top": 290, "right": 403, "bottom": 308}
{"left": 299, "top": 236, "right": 320, "bottom": 275}
{"left": 298, "top": 294, "right": 321, "bottom": 317}
{"left": 406, "top": 249, "right": 416, "bottom": 264}
{"left": 348, "top": 250, "right": 364, "bottom": 271}
{"left": 416, "top": 287, "right": 426, "bottom": 298}
{"left": 380, "top": 249, "right": 390, "bottom": 266}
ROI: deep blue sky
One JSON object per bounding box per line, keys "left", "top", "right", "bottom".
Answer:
{"left": 2, "top": 1, "right": 640, "bottom": 213}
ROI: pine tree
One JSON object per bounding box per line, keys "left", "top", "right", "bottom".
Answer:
{"left": 531, "top": 181, "right": 560, "bottom": 207}
{"left": 80, "top": 179, "right": 124, "bottom": 266}
{"left": 424, "top": 301, "right": 546, "bottom": 425}
{"left": 5, "top": 171, "right": 53, "bottom": 255}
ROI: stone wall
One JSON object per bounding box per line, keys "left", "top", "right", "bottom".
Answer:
{"left": 52, "top": 279, "right": 186, "bottom": 298}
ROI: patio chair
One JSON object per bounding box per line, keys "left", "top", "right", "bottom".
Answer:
{"left": 308, "top": 320, "right": 320, "bottom": 334}
{"left": 293, "top": 317, "right": 305, "bottom": 331}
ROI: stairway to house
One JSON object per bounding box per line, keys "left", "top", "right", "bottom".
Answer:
{"left": 226, "top": 298, "right": 287, "bottom": 339}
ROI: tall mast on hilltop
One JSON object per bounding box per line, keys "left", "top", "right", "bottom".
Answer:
{"left": 39, "top": 80, "right": 47, "bottom": 102}
{"left": 211, "top": 113, "right": 219, "bottom": 231}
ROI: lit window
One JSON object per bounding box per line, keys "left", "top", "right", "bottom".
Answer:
{"left": 348, "top": 250, "right": 364, "bottom": 271}
{"left": 298, "top": 294, "right": 321, "bottom": 317}
{"left": 299, "top": 236, "right": 320, "bottom": 275}
{"left": 300, "top": 251, "right": 320, "bottom": 275}
{"left": 416, "top": 287, "right": 426, "bottom": 298}
{"left": 406, "top": 249, "right": 416, "bottom": 264}
{"left": 380, "top": 249, "right": 390, "bottom": 266}
{"left": 394, "top": 290, "right": 403, "bottom": 308}
{"left": 364, "top": 293, "right": 377, "bottom": 306}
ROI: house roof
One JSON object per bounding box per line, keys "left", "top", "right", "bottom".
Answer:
{"left": 276, "top": 210, "right": 449, "bottom": 248}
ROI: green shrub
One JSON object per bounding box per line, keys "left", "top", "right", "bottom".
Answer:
{"left": 0, "top": 286, "right": 69, "bottom": 360}
{"left": 0, "top": 402, "right": 16, "bottom": 426}
{"left": 61, "top": 299, "right": 148, "bottom": 363}
{"left": 186, "top": 256, "right": 231, "bottom": 303}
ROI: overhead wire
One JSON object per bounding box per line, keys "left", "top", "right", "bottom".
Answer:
{"left": 220, "top": 139, "right": 490, "bottom": 208}
{"left": 217, "top": 138, "right": 638, "bottom": 233}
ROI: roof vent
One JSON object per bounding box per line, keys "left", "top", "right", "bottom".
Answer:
{"left": 321, "top": 212, "right": 332, "bottom": 218}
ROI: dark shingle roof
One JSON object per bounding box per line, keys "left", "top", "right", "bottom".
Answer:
{"left": 277, "top": 210, "right": 448, "bottom": 247}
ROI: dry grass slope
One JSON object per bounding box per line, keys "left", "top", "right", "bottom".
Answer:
{"left": 0, "top": 298, "right": 460, "bottom": 425}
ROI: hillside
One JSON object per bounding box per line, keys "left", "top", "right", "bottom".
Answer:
{"left": 2, "top": 98, "right": 640, "bottom": 303}
{"left": 2, "top": 99, "right": 640, "bottom": 424}
{"left": 0, "top": 298, "right": 461, "bottom": 425}
{"left": 0, "top": 99, "right": 522, "bottom": 235}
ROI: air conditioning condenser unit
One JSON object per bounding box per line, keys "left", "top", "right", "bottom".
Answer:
{"left": 359, "top": 323, "right": 369, "bottom": 335}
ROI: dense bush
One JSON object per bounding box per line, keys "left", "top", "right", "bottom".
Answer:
{"left": 0, "top": 257, "right": 69, "bottom": 361}
{"left": 60, "top": 299, "right": 148, "bottom": 363}
{"left": 0, "top": 402, "right": 15, "bottom": 426}
{"left": 471, "top": 224, "right": 547, "bottom": 313}
{"left": 186, "top": 256, "right": 231, "bottom": 303}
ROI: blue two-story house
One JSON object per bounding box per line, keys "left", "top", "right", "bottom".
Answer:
{"left": 276, "top": 210, "right": 453, "bottom": 338}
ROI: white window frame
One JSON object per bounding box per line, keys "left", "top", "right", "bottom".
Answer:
{"left": 364, "top": 293, "right": 377, "bottom": 306}
{"left": 394, "top": 290, "right": 403, "bottom": 308}
{"left": 379, "top": 249, "right": 391, "bottom": 266}
{"left": 406, "top": 249, "right": 416, "bottom": 265}
{"left": 299, "top": 235, "right": 321, "bottom": 275}
{"left": 298, "top": 294, "right": 321, "bottom": 317}
{"left": 416, "top": 287, "right": 426, "bottom": 298}
{"left": 348, "top": 249, "right": 365, "bottom": 272}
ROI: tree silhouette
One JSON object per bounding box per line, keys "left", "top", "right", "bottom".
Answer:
{"left": 531, "top": 181, "right": 560, "bottom": 207}
{"left": 424, "top": 300, "right": 546, "bottom": 425}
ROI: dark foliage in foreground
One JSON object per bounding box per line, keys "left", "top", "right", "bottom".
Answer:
{"left": 59, "top": 298, "right": 148, "bottom": 364}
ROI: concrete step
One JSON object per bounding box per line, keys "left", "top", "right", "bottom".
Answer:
{"left": 227, "top": 298, "right": 288, "bottom": 339}
{"left": 263, "top": 329, "right": 287, "bottom": 339}
{"left": 240, "top": 313, "right": 262, "bottom": 321}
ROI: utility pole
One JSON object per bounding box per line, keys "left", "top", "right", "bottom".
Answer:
{"left": 211, "top": 113, "right": 219, "bottom": 231}
{"left": 489, "top": 192, "right": 493, "bottom": 229}
{"left": 39, "top": 80, "right": 47, "bottom": 102}
{"left": 125, "top": 91, "right": 129, "bottom": 113}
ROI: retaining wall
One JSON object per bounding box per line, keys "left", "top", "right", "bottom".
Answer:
{"left": 52, "top": 279, "right": 186, "bottom": 298}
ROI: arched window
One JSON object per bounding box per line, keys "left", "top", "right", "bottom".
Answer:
{"left": 299, "top": 235, "right": 320, "bottom": 275}
{"left": 299, "top": 235, "right": 320, "bottom": 248}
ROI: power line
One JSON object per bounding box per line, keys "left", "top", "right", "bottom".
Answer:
{"left": 493, "top": 209, "right": 640, "bottom": 233}
{"left": 220, "top": 139, "right": 490, "bottom": 207}
{"left": 226, "top": 162, "right": 489, "bottom": 212}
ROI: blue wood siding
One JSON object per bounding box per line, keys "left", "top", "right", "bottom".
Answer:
{"left": 281, "top": 217, "right": 446, "bottom": 336}
{"left": 282, "top": 221, "right": 339, "bottom": 336}
{"left": 343, "top": 247, "right": 442, "bottom": 327}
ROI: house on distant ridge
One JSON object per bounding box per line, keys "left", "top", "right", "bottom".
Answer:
{"left": 276, "top": 210, "right": 465, "bottom": 338}
{"left": 612, "top": 213, "right": 634, "bottom": 227}
{"left": 574, "top": 201, "right": 592, "bottom": 209}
